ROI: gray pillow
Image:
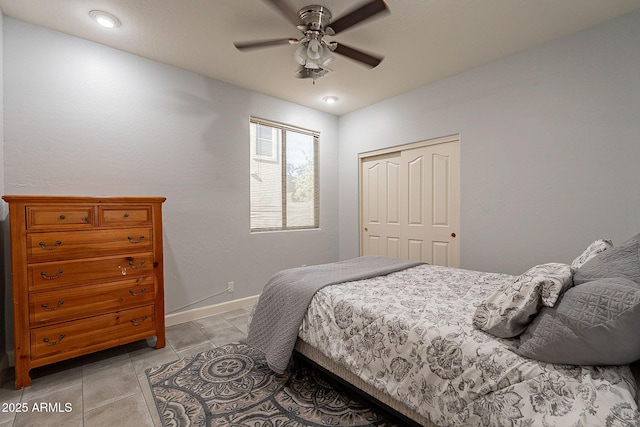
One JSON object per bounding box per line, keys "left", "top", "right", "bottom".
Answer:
{"left": 627, "top": 232, "right": 640, "bottom": 243}
{"left": 514, "top": 277, "right": 640, "bottom": 365}
{"left": 573, "top": 238, "right": 640, "bottom": 286}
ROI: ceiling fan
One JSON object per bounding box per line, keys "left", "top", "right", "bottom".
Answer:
{"left": 234, "top": 0, "right": 389, "bottom": 80}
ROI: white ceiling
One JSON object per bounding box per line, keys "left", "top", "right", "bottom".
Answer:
{"left": 1, "top": 0, "right": 639, "bottom": 115}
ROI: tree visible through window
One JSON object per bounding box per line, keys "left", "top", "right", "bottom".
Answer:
{"left": 250, "top": 118, "right": 319, "bottom": 231}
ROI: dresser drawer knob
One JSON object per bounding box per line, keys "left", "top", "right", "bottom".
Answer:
{"left": 40, "top": 270, "right": 63, "bottom": 280}
{"left": 41, "top": 300, "right": 64, "bottom": 311}
{"left": 127, "top": 235, "right": 145, "bottom": 244}
{"left": 39, "top": 240, "right": 62, "bottom": 251}
{"left": 129, "top": 288, "right": 147, "bottom": 297}
{"left": 43, "top": 334, "right": 65, "bottom": 346}
{"left": 130, "top": 316, "right": 148, "bottom": 326}
{"left": 123, "top": 213, "right": 130, "bottom": 218}
{"left": 59, "top": 215, "right": 66, "bottom": 220}
{"left": 128, "top": 259, "right": 146, "bottom": 269}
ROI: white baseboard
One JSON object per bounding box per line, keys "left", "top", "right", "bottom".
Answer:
{"left": 165, "top": 295, "right": 259, "bottom": 327}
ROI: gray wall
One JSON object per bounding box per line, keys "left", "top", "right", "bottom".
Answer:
{"left": 0, "top": 12, "right": 6, "bottom": 366}
{"left": 338, "top": 10, "right": 640, "bottom": 275}
{"left": 2, "top": 16, "right": 340, "bottom": 344}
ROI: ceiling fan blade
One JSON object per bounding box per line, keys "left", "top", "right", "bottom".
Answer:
{"left": 263, "top": 0, "right": 302, "bottom": 26}
{"left": 333, "top": 43, "right": 383, "bottom": 68}
{"left": 328, "top": 0, "right": 389, "bottom": 35}
{"left": 234, "top": 38, "right": 297, "bottom": 51}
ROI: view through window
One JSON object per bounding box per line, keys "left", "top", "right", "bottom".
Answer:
{"left": 250, "top": 118, "right": 319, "bottom": 231}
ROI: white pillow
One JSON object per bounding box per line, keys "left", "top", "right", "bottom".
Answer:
{"left": 473, "top": 263, "right": 573, "bottom": 338}
{"left": 570, "top": 239, "right": 613, "bottom": 273}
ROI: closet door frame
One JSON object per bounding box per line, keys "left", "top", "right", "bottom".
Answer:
{"left": 358, "top": 134, "right": 460, "bottom": 266}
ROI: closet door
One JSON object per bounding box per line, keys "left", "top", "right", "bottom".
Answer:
{"left": 399, "top": 141, "right": 459, "bottom": 265}
{"left": 360, "top": 136, "right": 459, "bottom": 267}
{"left": 360, "top": 152, "right": 402, "bottom": 258}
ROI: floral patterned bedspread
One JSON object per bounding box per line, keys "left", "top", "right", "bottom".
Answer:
{"left": 298, "top": 264, "right": 640, "bottom": 427}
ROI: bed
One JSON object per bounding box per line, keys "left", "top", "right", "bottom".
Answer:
{"left": 247, "top": 236, "right": 640, "bottom": 426}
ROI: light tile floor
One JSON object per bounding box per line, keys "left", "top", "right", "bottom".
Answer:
{"left": 0, "top": 307, "right": 252, "bottom": 427}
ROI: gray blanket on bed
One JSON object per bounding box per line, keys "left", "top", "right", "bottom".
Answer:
{"left": 246, "top": 255, "right": 424, "bottom": 373}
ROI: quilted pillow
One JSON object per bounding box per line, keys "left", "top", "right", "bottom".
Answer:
{"left": 573, "top": 238, "right": 640, "bottom": 286}
{"left": 570, "top": 239, "right": 613, "bottom": 273}
{"left": 514, "top": 277, "right": 640, "bottom": 365}
{"left": 473, "top": 263, "right": 573, "bottom": 338}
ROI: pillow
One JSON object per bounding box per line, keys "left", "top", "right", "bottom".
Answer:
{"left": 627, "top": 232, "right": 640, "bottom": 243}
{"left": 573, "top": 238, "right": 640, "bottom": 286}
{"left": 473, "top": 263, "right": 573, "bottom": 338}
{"left": 514, "top": 277, "right": 640, "bottom": 365}
{"left": 570, "top": 239, "right": 613, "bottom": 273}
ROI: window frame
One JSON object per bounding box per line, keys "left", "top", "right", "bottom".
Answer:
{"left": 250, "top": 117, "right": 320, "bottom": 232}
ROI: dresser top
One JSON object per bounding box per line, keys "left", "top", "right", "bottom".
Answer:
{"left": 2, "top": 195, "right": 166, "bottom": 204}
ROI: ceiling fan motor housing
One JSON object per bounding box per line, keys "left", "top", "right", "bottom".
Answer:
{"left": 299, "top": 5, "right": 332, "bottom": 32}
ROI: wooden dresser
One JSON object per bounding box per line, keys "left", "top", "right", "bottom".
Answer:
{"left": 2, "top": 195, "right": 166, "bottom": 389}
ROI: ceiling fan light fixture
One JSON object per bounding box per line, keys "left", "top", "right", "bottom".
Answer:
{"left": 294, "top": 38, "right": 334, "bottom": 71}
{"left": 306, "top": 39, "right": 323, "bottom": 59}
{"left": 293, "top": 44, "right": 307, "bottom": 65}
{"left": 305, "top": 58, "right": 320, "bottom": 69}
{"left": 89, "top": 10, "right": 121, "bottom": 28}
{"left": 319, "top": 46, "right": 334, "bottom": 66}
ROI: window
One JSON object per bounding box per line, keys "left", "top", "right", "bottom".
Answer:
{"left": 250, "top": 118, "right": 319, "bottom": 231}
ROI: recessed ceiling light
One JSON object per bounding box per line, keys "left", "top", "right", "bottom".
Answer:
{"left": 89, "top": 10, "right": 121, "bottom": 28}
{"left": 323, "top": 96, "right": 339, "bottom": 104}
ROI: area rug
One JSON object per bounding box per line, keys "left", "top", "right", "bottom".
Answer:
{"left": 146, "top": 341, "right": 399, "bottom": 426}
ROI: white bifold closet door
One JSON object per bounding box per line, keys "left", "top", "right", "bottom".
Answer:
{"left": 360, "top": 135, "right": 460, "bottom": 267}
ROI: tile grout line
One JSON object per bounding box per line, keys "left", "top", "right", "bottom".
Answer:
{"left": 81, "top": 362, "right": 84, "bottom": 427}
{"left": 134, "top": 352, "right": 157, "bottom": 427}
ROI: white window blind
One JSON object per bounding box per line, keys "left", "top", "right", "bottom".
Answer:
{"left": 250, "top": 118, "right": 319, "bottom": 231}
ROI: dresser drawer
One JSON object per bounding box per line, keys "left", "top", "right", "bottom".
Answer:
{"left": 27, "top": 206, "right": 94, "bottom": 230}
{"left": 29, "top": 277, "right": 155, "bottom": 326}
{"left": 27, "top": 227, "right": 153, "bottom": 262}
{"left": 31, "top": 305, "right": 155, "bottom": 360}
{"left": 99, "top": 206, "right": 152, "bottom": 226}
{"left": 29, "top": 254, "right": 154, "bottom": 291}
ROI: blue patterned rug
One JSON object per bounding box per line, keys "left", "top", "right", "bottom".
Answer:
{"left": 146, "top": 341, "right": 399, "bottom": 426}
